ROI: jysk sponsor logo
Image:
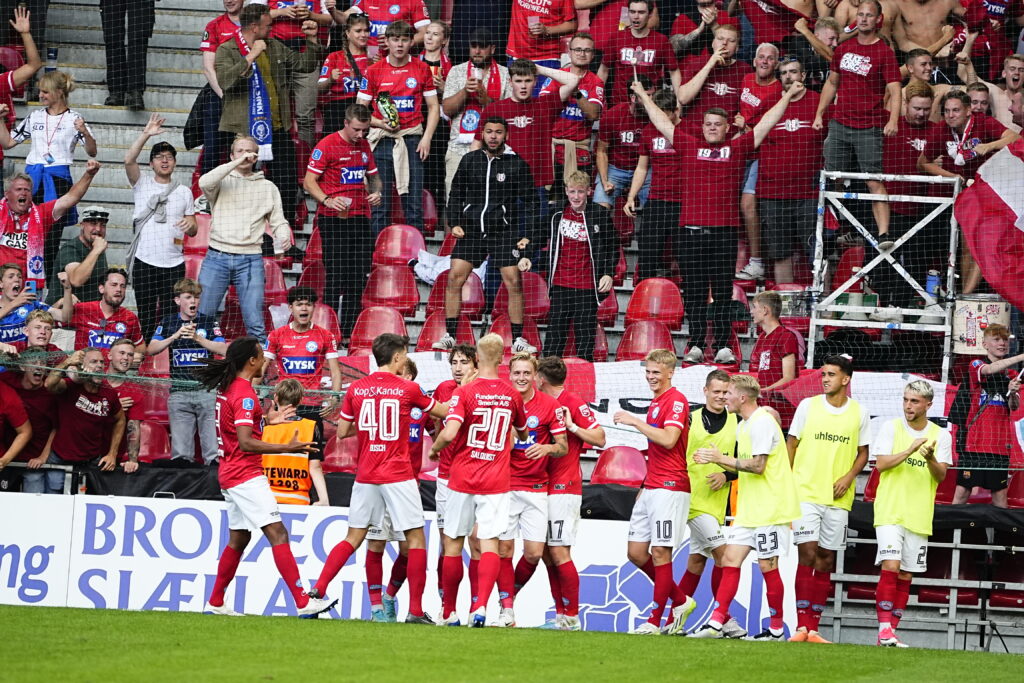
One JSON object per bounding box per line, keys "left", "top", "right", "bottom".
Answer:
{"left": 87, "top": 330, "right": 123, "bottom": 348}
{"left": 370, "top": 20, "right": 390, "bottom": 36}
{"left": 172, "top": 348, "right": 208, "bottom": 367}
{"left": 282, "top": 357, "right": 317, "bottom": 374}
{"left": 341, "top": 166, "right": 367, "bottom": 184}
{"left": 392, "top": 96, "right": 416, "bottom": 112}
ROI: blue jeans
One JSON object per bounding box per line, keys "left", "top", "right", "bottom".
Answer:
{"left": 371, "top": 135, "right": 424, "bottom": 235}
{"left": 198, "top": 249, "right": 267, "bottom": 342}
{"left": 22, "top": 452, "right": 73, "bottom": 494}
{"left": 593, "top": 164, "right": 651, "bottom": 207}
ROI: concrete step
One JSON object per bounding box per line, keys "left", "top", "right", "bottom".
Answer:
{"left": 56, "top": 0, "right": 225, "bottom": 12}
{"left": 48, "top": 3, "right": 223, "bottom": 34}
{"left": 14, "top": 102, "right": 191, "bottom": 127}
{"left": 60, "top": 82, "right": 199, "bottom": 111}
{"left": 54, "top": 44, "right": 206, "bottom": 74}
{"left": 4, "top": 136, "right": 199, "bottom": 168}
{"left": 81, "top": 165, "right": 193, "bottom": 190}
{"left": 47, "top": 24, "right": 218, "bottom": 52}
{"left": 62, "top": 63, "right": 207, "bottom": 90}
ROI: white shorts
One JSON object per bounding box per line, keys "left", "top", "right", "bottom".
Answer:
{"left": 875, "top": 524, "right": 928, "bottom": 573}
{"left": 793, "top": 502, "right": 849, "bottom": 551}
{"left": 628, "top": 488, "right": 690, "bottom": 548}
{"left": 499, "top": 490, "right": 548, "bottom": 542}
{"left": 546, "top": 493, "right": 582, "bottom": 547}
{"left": 348, "top": 479, "right": 424, "bottom": 532}
{"left": 444, "top": 489, "right": 510, "bottom": 540}
{"left": 434, "top": 477, "right": 450, "bottom": 530}
{"left": 366, "top": 511, "right": 407, "bottom": 542}
{"left": 728, "top": 524, "right": 791, "bottom": 560}
{"left": 687, "top": 513, "right": 727, "bottom": 557}
{"left": 222, "top": 476, "right": 281, "bottom": 530}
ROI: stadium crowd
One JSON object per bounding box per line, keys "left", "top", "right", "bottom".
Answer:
{"left": 0, "top": 0, "right": 1023, "bottom": 640}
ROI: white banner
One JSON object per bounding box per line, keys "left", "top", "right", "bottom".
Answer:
{"left": 1, "top": 493, "right": 798, "bottom": 634}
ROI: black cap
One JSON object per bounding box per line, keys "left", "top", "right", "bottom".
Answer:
{"left": 468, "top": 27, "right": 493, "bottom": 47}
{"left": 149, "top": 141, "right": 177, "bottom": 160}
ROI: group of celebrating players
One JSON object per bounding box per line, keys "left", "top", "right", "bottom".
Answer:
{"left": 199, "top": 330, "right": 951, "bottom": 647}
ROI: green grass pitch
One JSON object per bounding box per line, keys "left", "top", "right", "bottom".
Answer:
{"left": 1, "top": 605, "right": 1021, "bottom": 682}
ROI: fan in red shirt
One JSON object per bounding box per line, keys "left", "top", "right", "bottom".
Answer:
{"left": 430, "top": 333, "right": 529, "bottom": 628}
{"left": 487, "top": 352, "right": 568, "bottom": 627}
{"left": 598, "top": 0, "right": 679, "bottom": 107}
{"left": 104, "top": 338, "right": 145, "bottom": 473}
{"left": 0, "top": 376, "right": 29, "bottom": 469}
{"left": 613, "top": 348, "right": 696, "bottom": 634}
{"left": 303, "top": 104, "right": 383, "bottom": 343}
{"left": 536, "top": 356, "right": 606, "bottom": 630}
{"left": 677, "top": 24, "right": 750, "bottom": 134}
{"left": 814, "top": 1, "right": 902, "bottom": 247}
{"left": 350, "top": 0, "right": 430, "bottom": 48}
{"left": 70, "top": 269, "right": 144, "bottom": 358}
{"left": 670, "top": 1, "right": 740, "bottom": 56}
{"left": 2, "top": 350, "right": 55, "bottom": 495}
{"left": 754, "top": 56, "right": 825, "bottom": 284}
{"left": 633, "top": 79, "right": 804, "bottom": 366}
{"left": 317, "top": 14, "right": 372, "bottom": 132}
{"left": 750, "top": 291, "right": 801, "bottom": 426}
{"left": 594, "top": 74, "right": 654, "bottom": 211}
{"left": 507, "top": 0, "right": 577, "bottom": 66}
{"left": 313, "top": 333, "right": 448, "bottom": 624}
{"left": 478, "top": 58, "right": 581, "bottom": 190}
{"left": 196, "top": 336, "right": 334, "bottom": 618}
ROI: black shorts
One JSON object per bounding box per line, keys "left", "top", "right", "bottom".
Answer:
{"left": 956, "top": 452, "right": 1009, "bottom": 492}
{"left": 450, "top": 229, "right": 521, "bottom": 269}
{"left": 759, "top": 198, "right": 816, "bottom": 261}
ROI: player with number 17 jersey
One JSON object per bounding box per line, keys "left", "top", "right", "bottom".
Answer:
{"left": 446, "top": 378, "right": 528, "bottom": 496}
{"left": 339, "top": 371, "right": 436, "bottom": 483}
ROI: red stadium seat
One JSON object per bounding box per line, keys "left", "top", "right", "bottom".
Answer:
{"left": 438, "top": 231, "right": 457, "bottom": 257}
{"left": 426, "top": 270, "right": 485, "bottom": 321}
{"left": 492, "top": 271, "right": 551, "bottom": 323}
{"left": 771, "top": 283, "right": 811, "bottom": 335}
{"left": 616, "top": 321, "right": 675, "bottom": 361}
{"left": 184, "top": 253, "right": 203, "bottom": 280}
{"left": 489, "top": 314, "right": 542, "bottom": 355}
{"left": 613, "top": 246, "right": 627, "bottom": 286}
{"left": 422, "top": 190, "right": 439, "bottom": 235}
{"left": 917, "top": 550, "right": 980, "bottom": 606}
{"left": 361, "top": 265, "right": 420, "bottom": 315}
{"left": 1007, "top": 471, "right": 1024, "bottom": 509}
{"left": 220, "top": 298, "right": 275, "bottom": 341}
{"left": 138, "top": 422, "right": 171, "bottom": 463}
{"left": 305, "top": 225, "right": 323, "bottom": 262}
{"left": 139, "top": 384, "right": 170, "bottom": 424}
{"left": 612, "top": 197, "right": 633, "bottom": 245}
{"left": 597, "top": 292, "right": 619, "bottom": 327}
{"left": 415, "top": 311, "right": 475, "bottom": 351}
{"left": 989, "top": 553, "right": 1024, "bottom": 608}
{"left": 373, "top": 224, "right": 426, "bottom": 267}
{"left": 590, "top": 446, "right": 647, "bottom": 487}
{"left": 833, "top": 246, "right": 865, "bottom": 292}
{"left": 349, "top": 306, "right": 407, "bottom": 353}
{"left": 139, "top": 350, "right": 170, "bottom": 378}
{"left": 564, "top": 324, "right": 609, "bottom": 362}
{"left": 263, "top": 258, "right": 289, "bottom": 305}
{"left": 844, "top": 548, "right": 879, "bottom": 601}
{"left": 309, "top": 303, "right": 342, "bottom": 343}
{"left": 323, "top": 435, "right": 358, "bottom": 473}
{"left": 294, "top": 139, "right": 312, "bottom": 184}
{"left": 296, "top": 259, "right": 326, "bottom": 301}
{"left": 184, "top": 214, "right": 212, "bottom": 255}
{"left": 624, "top": 278, "right": 684, "bottom": 330}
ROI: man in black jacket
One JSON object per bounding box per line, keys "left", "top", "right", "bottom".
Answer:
{"left": 542, "top": 171, "right": 615, "bottom": 361}
{"left": 435, "top": 116, "right": 540, "bottom": 354}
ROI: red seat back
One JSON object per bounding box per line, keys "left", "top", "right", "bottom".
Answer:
{"left": 305, "top": 225, "right": 323, "bottom": 262}
{"left": 373, "top": 224, "right": 426, "bottom": 267}
{"left": 489, "top": 314, "right": 542, "bottom": 355}
{"left": 138, "top": 421, "right": 171, "bottom": 463}
{"left": 422, "top": 190, "right": 439, "bottom": 235}
{"left": 361, "top": 265, "right": 420, "bottom": 315}
{"left": 263, "top": 258, "right": 289, "bottom": 305}
{"left": 323, "top": 435, "right": 358, "bottom": 473}
{"left": 220, "top": 297, "right": 275, "bottom": 341}
{"left": 296, "top": 260, "right": 326, "bottom": 302}
{"left": 438, "top": 231, "right": 457, "bottom": 257}
{"left": 1008, "top": 470, "right": 1024, "bottom": 509}
{"left": 624, "top": 278, "right": 684, "bottom": 330}
{"left": 139, "top": 350, "right": 170, "bottom": 378}
{"left": 564, "top": 324, "right": 609, "bottom": 362}
{"left": 426, "top": 270, "right": 485, "bottom": 320}
{"left": 597, "top": 292, "right": 619, "bottom": 327}
{"left": 349, "top": 306, "right": 408, "bottom": 352}
{"left": 590, "top": 446, "right": 647, "bottom": 487}
{"left": 184, "top": 214, "right": 212, "bottom": 255}
{"left": 415, "top": 311, "right": 476, "bottom": 351}
{"left": 616, "top": 320, "right": 675, "bottom": 361}
{"left": 833, "top": 246, "right": 865, "bottom": 292}
{"left": 310, "top": 303, "right": 342, "bottom": 342}
{"left": 492, "top": 271, "right": 551, "bottom": 323}
{"left": 139, "top": 383, "right": 170, "bottom": 424}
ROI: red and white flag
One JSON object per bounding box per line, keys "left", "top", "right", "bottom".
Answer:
{"left": 954, "top": 139, "right": 1024, "bottom": 310}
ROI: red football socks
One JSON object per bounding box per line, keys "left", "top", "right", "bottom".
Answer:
{"left": 711, "top": 566, "right": 740, "bottom": 625}
{"left": 892, "top": 576, "right": 912, "bottom": 628}
{"left": 386, "top": 553, "right": 408, "bottom": 598}
{"left": 365, "top": 549, "right": 384, "bottom": 606}
{"left": 678, "top": 570, "right": 701, "bottom": 601}
{"left": 762, "top": 568, "right": 785, "bottom": 631}
{"left": 811, "top": 570, "right": 833, "bottom": 631}
{"left": 441, "top": 555, "right": 463, "bottom": 619}
{"left": 498, "top": 557, "right": 516, "bottom": 609}
{"left": 314, "top": 540, "right": 354, "bottom": 597}
{"left": 648, "top": 563, "right": 674, "bottom": 626}
{"left": 795, "top": 563, "right": 814, "bottom": 630}
{"left": 514, "top": 557, "right": 539, "bottom": 593}
{"left": 547, "top": 563, "right": 564, "bottom": 615}
{"left": 272, "top": 543, "right": 308, "bottom": 609}
{"left": 468, "top": 558, "right": 480, "bottom": 604}
{"left": 556, "top": 561, "right": 579, "bottom": 617}
{"left": 472, "top": 552, "right": 500, "bottom": 612}
{"left": 208, "top": 545, "right": 243, "bottom": 608}
{"left": 406, "top": 548, "right": 427, "bottom": 617}
{"left": 876, "top": 569, "right": 898, "bottom": 626}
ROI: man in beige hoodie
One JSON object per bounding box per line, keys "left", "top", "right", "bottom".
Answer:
{"left": 197, "top": 135, "right": 292, "bottom": 343}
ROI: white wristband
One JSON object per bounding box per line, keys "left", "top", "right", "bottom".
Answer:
{"left": 568, "top": 424, "right": 579, "bottom": 434}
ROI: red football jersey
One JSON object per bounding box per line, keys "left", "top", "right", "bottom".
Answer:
{"left": 547, "top": 389, "right": 598, "bottom": 495}
{"left": 642, "top": 387, "right": 690, "bottom": 492}
{"left": 71, "top": 303, "right": 144, "bottom": 354}
{"left": 358, "top": 57, "right": 437, "bottom": 129}
{"left": 478, "top": 93, "right": 563, "bottom": 187}
{"left": 642, "top": 122, "right": 679, "bottom": 202}
{"left": 751, "top": 325, "right": 800, "bottom": 389}
{"left": 355, "top": 0, "right": 430, "bottom": 47}
{"left": 543, "top": 69, "right": 605, "bottom": 148}
{"left": 445, "top": 377, "right": 528, "bottom": 495}
{"left": 264, "top": 324, "right": 339, "bottom": 405}
{"left": 200, "top": 13, "right": 240, "bottom": 52}
{"left": 676, "top": 129, "right": 756, "bottom": 228}
{"left": 0, "top": 200, "right": 57, "bottom": 274}
{"left": 339, "top": 371, "right": 436, "bottom": 484}
{"left": 433, "top": 378, "right": 460, "bottom": 478}
{"left": 217, "top": 377, "right": 264, "bottom": 488}
{"left": 307, "top": 131, "right": 379, "bottom": 218}
{"left": 738, "top": 74, "right": 782, "bottom": 126}
{"left": 678, "top": 56, "right": 750, "bottom": 132}
{"left": 510, "top": 389, "right": 566, "bottom": 491}
{"left": 408, "top": 392, "right": 430, "bottom": 477}
{"left": 319, "top": 51, "right": 371, "bottom": 103}
{"left": 605, "top": 29, "right": 675, "bottom": 106}
{"left": 109, "top": 380, "right": 146, "bottom": 458}
{"left": 756, "top": 91, "right": 826, "bottom": 200}
{"left": 507, "top": 0, "right": 576, "bottom": 61}
{"left": 598, "top": 102, "right": 648, "bottom": 171}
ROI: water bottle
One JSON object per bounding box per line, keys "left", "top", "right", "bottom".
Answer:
{"left": 926, "top": 269, "right": 940, "bottom": 296}
{"left": 45, "top": 46, "right": 58, "bottom": 73}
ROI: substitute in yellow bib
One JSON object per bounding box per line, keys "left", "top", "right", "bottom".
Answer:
{"left": 262, "top": 379, "right": 329, "bottom": 506}
{"left": 690, "top": 375, "right": 800, "bottom": 641}
{"left": 786, "top": 354, "right": 870, "bottom": 643}
{"left": 678, "top": 369, "right": 745, "bottom": 638}
{"left": 871, "top": 380, "right": 952, "bottom": 649}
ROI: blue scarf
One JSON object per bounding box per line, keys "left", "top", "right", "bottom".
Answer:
{"left": 235, "top": 31, "right": 274, "bottom": 161}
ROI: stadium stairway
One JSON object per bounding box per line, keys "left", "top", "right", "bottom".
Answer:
{"left": 4, "top": 0, "right": 763, "bottom": 360}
